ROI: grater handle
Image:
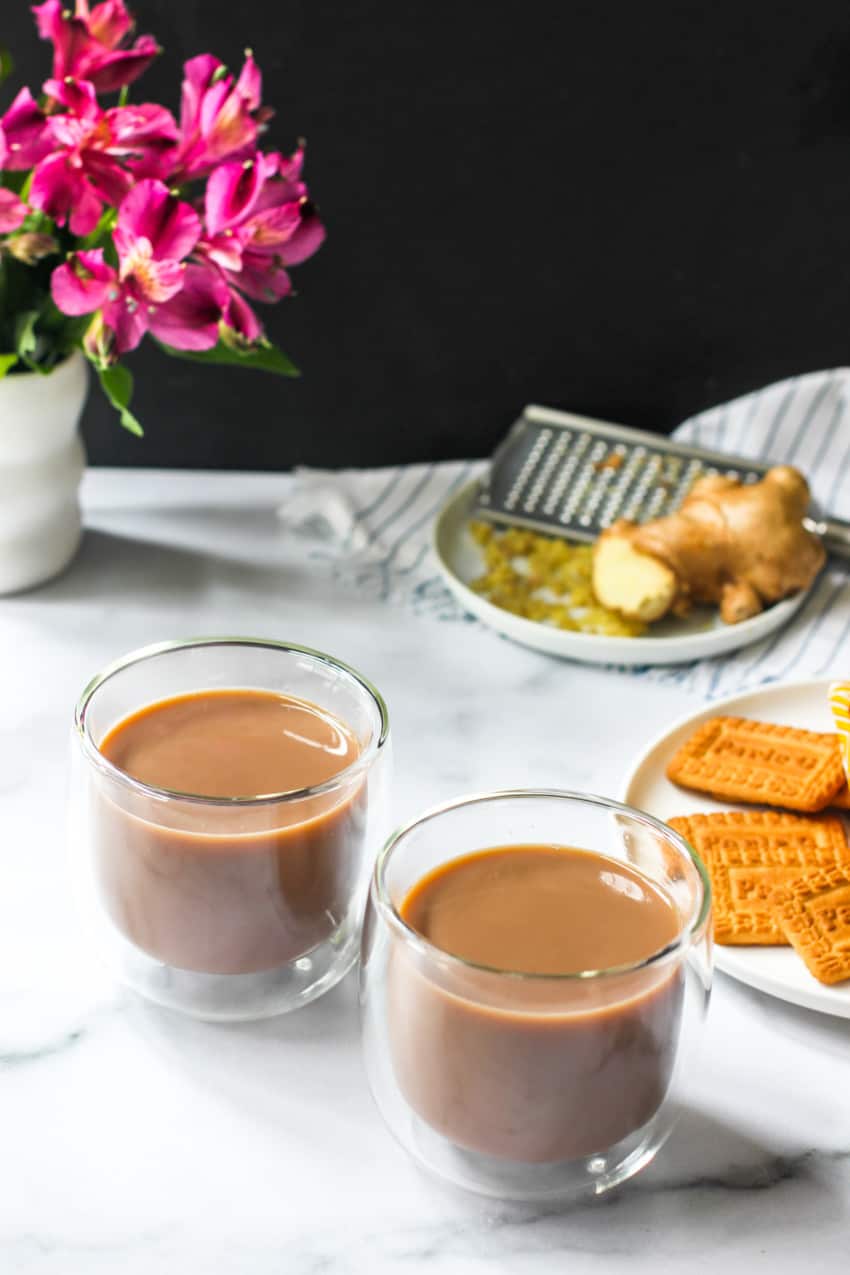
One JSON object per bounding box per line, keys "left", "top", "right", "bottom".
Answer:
{"left": 803, "top": 515, "right": 850, "bottom": 561}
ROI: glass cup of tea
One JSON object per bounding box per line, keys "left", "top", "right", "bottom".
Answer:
{"left": 70, "top": 638, "right": 391, "bottom": 1020}
{"left": 360, "top": 789, "right": 712, "bottom": 1200}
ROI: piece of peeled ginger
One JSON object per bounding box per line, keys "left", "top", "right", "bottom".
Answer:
{"left": 592, "top": 528, "right": 677, "bottom": 622}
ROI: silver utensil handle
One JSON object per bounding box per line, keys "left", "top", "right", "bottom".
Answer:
{"left": 803, "top": 515, "right": 850, "bottom": 560}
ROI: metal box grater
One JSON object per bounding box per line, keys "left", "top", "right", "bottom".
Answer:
{"left": 475, "top": 405, "right": 768, "bottom": 542}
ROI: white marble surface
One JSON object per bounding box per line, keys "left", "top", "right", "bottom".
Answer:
{"left": 2, "top": 468, "right": 849, "bottom": 1274}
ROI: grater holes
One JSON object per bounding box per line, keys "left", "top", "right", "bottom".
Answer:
{"left": 543, "top": 433, "right": 588, "bottom": 514}
{"left": 645, "top": 486, "right": 668, "bottom": 518}
{"left": 670, "top": 457, "right": 702, "bottom": 507}
{"left": 622, "top": 450, "right": 661, "bottom": 521}
{"left": 504, "top": 428, "right": 552, "bottom": 511}
{"left": 557, "top": 434, "right": 595, "bottom": 523}
{"left": 523, "top": 432, "right": 570, "bottom": 514}
{"left": 600, "top": 445, "right": 646, "bottom": 526}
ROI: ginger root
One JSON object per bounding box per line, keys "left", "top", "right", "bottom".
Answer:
{"left": 591, "top": 466, "right": 825, "bottom": 625}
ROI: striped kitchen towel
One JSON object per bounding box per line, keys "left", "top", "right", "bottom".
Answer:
{"left": 281, "top": 368, "right": 850, "bottom": 699}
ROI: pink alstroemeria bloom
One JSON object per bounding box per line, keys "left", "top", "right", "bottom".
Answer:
{"left": 29, "top": 78, "right": 178, "bottom": 236}
{"left": 172, "top": 52, "right": 269, "bottom": 180}
{"left": 0, "top": 88, "right": 52, "bottom": 170}
{"left": 33, "top": 0, "right": 160, "bottom": 94}
{"left": 51, "top": 179, "right": 227, "bottom": 356}
{"left": 0, "top": 190, "right": 29, "bottom": 234}
{"left": 198, "top": 149, "right": 325, "bottom": 340}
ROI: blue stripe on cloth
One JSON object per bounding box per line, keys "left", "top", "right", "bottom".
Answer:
{"left": 737, "top": 388, "right": 763, "bottom": 450}
{"left": 759, "top": 381, "right": 798, "bottom": 460}
{"left": 341, "top": 465, "right": 404, "bottom": 550}
{"left": 810, "top": 575, "right": 850, "bottom": 675}
{"left": 374, "top": 465, "right": 476, "bottom": 598}
{"left": 826, "top": 438, "right": 850, "bottom": 511}
{"left": 686, "top": 414, "right": 706, "bottom": 443}
{"left": 368, "top": 465, "right": 436, "bottom": 543}
{"left": 784, "top": 380, "right": 833, "bottom": 466}
{"left": 759, "top": 576, "right": 849, "bottom": 685}
{"left": 395, "top": 541, "right": 430, "bottom": 578}
{"left": 352, "top": 466, "right": 403, "bottom": 523}
{"left": 705, "top": 648, "right": 735, "bottom": 699}
{"left": 808, "top": 394, "right": 845, "bottom": 477}
{"left": 732, "top": 574, "right": 833, "bottom": 686}
{"left": 385, "top": 462, "right": 477, "bottom": 569}
{"left": 714, "top": 406, "right": 730, "bottom": 452}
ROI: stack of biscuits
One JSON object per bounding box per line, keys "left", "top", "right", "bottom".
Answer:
{"left": 665, "top": 717, "right": 850, "bottom": 986}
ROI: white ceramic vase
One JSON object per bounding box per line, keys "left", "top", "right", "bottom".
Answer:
{"left": 0, "top": 351, "right": 88, "bottom": 595}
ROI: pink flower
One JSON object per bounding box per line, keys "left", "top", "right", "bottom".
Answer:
{"left": 0, "top": 88, "right": 52, "bottom": 170}
{"left": 172, "top": 52, "right": 269, "bottom": 180}
{"left": 0, "top": 190, "right": 29, "bottom": 234}
{"left": 51, "top": 179, "right": 227, "bottom": 356}
{"left": 33, "top": 0, "right": 160, "bottom": 94}
{"left": 198, "top": 148, "right": 325, "bottom": 340}
{"left": 29, "top": 78, "right": 178, "bottom": 235}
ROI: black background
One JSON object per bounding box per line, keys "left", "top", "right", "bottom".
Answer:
{"left": 5, "top": 1, "right": 850, "bottom": 468}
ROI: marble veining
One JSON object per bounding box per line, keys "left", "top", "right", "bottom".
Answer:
{"left": 2, "top": 470, "right": 849, "bottom": 1275}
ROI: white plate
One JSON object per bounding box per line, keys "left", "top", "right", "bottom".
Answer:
{"left": 621, "top": 679, "right": 850, "bottom": 1019}
{"left": 433, "top": 480, "right": 809, "bottom": 666}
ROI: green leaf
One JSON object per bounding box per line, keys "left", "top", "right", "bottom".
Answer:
{"left": 97, "top": 363, "right": 144, "bottom": 436}
{"left": 1, "top": 171, "right": 27, "bottom": 195}
{"left": 157, "top": 338, "right": 300, "bottom": 377}
{"left": 14, "top": 309, "right": 40, "bottom": 369}
{"left": 0, "top": 353, "right": 18, "bottom": 377}
{"left": 79, "top": 207, "right": 117, "bottom": 251}
{"left": 0, "top": 46, "right": 14, "bottom": 86}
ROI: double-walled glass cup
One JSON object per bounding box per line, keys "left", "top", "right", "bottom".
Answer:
{"left": 71, "top": 638, "right": 391, "bottom": 1020}
{"left": 360, "top": 790, "right": 711, "bottom": 1200}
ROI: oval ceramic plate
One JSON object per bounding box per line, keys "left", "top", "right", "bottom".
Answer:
{"left": 433, "top": 480, "right": 809, "bottom": 666}
{"left": 621, "top": 679, "right": 850, "bottom": 1019}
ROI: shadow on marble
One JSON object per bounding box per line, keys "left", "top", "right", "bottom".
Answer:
{"left": 123, "top": 971, "right": 367, "bottom": 1121}
{"left": 717, "top": 973, "right": 850, "bottom": 1060}
{"left": 90, "top": 504, "right": 288, "bottom": 531}
{"left": 30, "top": 529, "right": 296, "bottom": 604}
{"left": 452, "top": 1104, "right": 849, "bottom": 1249}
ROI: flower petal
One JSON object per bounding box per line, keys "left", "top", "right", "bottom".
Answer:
{"left": 30, "top": 152, "right": 82, "bottom": 228}
{"left": 204, "top": 156, "right": 264, "bottom": 235}
{"left": 0, "top": 189, "right": 28, "bottom": 234}
{"left": 51, "top": 248, "right": 117, "bottom": 315}
{"left": 86, "top": 36, "right": 160, "bottom": 94}
{"left": 103, "top": 292, "right": 147, "bottom": 354}
{"left": 35, "top": 5, "right": 93, "bottom": 84}
{"left": 199, "top": 232, "right": 243, "bottom": 273}
{"left": 106, "top": 102, "right": 179, "bottom": 155}
{"left": 115, "top": 179, "right": 201, "bottom": 262}
{"left": 123, "top": 253, "right": 185, "bottom": 304}
{"left": 245, "top": 200, "right": 303, "bottom": 249}
{"left": 43, "top": 75, "right": 99, "bottom": 119}
{"left": 254, "top": 148, "right": 308, "bottom": 209}
{"left": 35, "top": 0, "right": 158, "bottom": 92}
{"left": 147, "top": 263, "right": 226, "bottom": 350}
{"left": 0, "top": 88, "right": 51, "bottom": 170}
{"left": 84, "top": 0, "right": 132, "bottom": 49}
{"left": 68, "top": 182, "right": 105, "bottom": 236}
{"left": 33, "top": 0, "right": 65, "bottom": 43}
{"left": 278, "top": 204, "right": 326, "bottom": 265}
{"left": 223, "top": 287, "right": 263, "bottom": 343}
{"left": 235, "top": 52, "right": 262, "bottom": 111}
{"left": 179, "top": 54, "right": 223, "bottom": 133}
{"left": 227, "top": 251, "right": 291, "bottom": 302}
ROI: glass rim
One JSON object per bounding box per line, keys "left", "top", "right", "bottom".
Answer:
{"left": 74, "top": 637, "right": 390, "bottom": 807}
{"left": 373, "top": 787, "right": 711, "bottom": 983}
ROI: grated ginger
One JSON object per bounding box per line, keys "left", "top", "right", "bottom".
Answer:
{"left": 468, "top": 522, "right": 647, "bottom": 637}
